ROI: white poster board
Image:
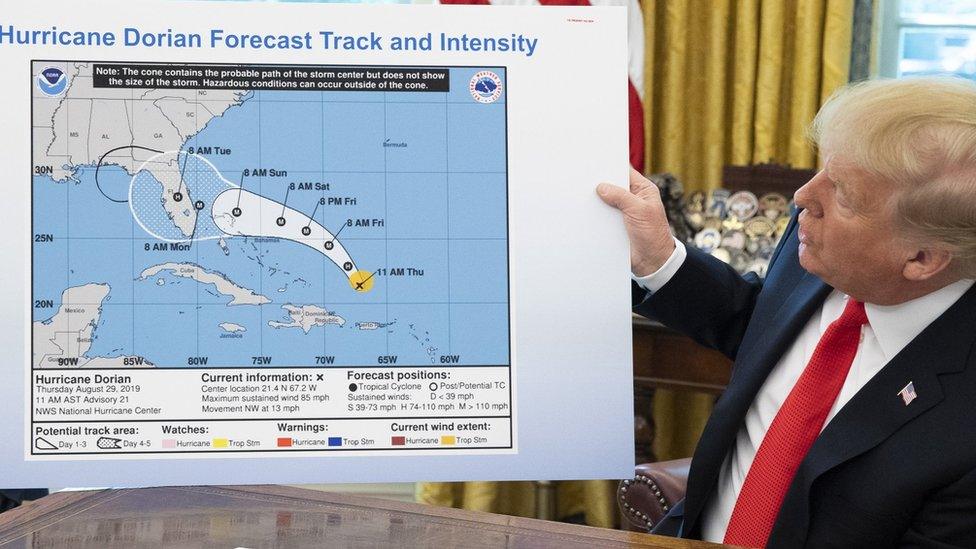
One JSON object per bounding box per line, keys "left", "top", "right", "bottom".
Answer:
{"left": 0, "top": 0, "right": 634, "bottom": 486}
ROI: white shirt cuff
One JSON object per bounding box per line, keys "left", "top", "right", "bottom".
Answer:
{"left": 631, "top": 237, "right": 687, "bottom": 294}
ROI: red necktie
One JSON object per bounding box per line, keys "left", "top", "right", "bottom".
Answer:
{"left": 724, "top": 298, "right": 868, "bottom": 548}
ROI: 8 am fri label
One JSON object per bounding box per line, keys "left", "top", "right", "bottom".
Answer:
{"left": 29, "top": 367, "right": 512, "bottom": 458}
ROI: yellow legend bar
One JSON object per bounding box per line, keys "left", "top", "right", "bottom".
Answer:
{"left": 213, "top": 438, "right": 230, "bottom": 448}
{"left": 440, "top": 436, "right": 456, "bottom": 446}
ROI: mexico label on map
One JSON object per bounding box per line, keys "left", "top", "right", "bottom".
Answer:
{"left": 30, "top": 61, "right": 512, "bottom": 458}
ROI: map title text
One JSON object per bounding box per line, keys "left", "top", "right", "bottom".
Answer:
{"left": 0, "top": 26, "right": 541, "bottom": 57}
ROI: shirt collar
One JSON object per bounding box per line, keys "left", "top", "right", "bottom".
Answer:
{"left": 862, "top": 279, "right": 975, "bottom": 362}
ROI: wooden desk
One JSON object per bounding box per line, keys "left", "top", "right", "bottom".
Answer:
{"left": 0, "top": 486, "right": 730, "bottom": 548}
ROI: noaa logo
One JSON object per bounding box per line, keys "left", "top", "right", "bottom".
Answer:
{"left": 36, "top": 67, "right": 68, "bottom": 97}
{"left": 469, "top": 71, "right": 503, "bottom": 104}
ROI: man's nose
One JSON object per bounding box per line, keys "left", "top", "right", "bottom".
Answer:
{"left": 794, "top": 172, "right": 824, "bottom": 217}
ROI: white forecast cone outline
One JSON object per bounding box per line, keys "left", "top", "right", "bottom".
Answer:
{"left": 129, "top": 151, "right": 239, "bottom": 242}
{"left": 211, "top": 188, "right": 366, "bottom": 286}
{"left": 128, "top": 150, "right": 369, "bottom": 290}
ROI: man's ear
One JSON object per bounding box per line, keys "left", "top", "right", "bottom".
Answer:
{"left": 903, "top": 246, "right": 954, "bottom": 281}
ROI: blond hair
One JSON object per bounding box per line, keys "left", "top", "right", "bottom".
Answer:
{"left": 810, "top": 77, "right": 976, "bottom": 278}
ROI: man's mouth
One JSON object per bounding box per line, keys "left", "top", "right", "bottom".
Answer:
{"left": 797, "top": 214, "right": 812, "bottom": 246}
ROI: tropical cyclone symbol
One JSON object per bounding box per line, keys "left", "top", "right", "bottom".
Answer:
{"left": 129, "top": 151, "right": 373, "bottom": 292}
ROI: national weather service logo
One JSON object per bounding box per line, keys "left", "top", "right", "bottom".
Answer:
{"left": 469, "top": 71, "right": 503, "bottom": 104}
{"left": 36, "top": 66, "right": 68, "bottom": 97}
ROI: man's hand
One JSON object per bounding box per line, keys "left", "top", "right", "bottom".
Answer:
{"left": 597, "top": 168, "right": 676, "bottom": 277}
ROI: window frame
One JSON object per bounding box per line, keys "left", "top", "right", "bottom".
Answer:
{"left": 877, "top": 0, "right": 976, "bottom": 77}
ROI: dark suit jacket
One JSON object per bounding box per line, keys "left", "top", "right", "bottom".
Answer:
{"left": 635, "top": 215, "right": 976, "bottom": 548}
{"left": 0, "top": 489, "right": 47, "bottom": 513}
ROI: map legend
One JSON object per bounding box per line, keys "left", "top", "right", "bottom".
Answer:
{"left": 29, "top": 366, "right": 512, "bottom": 456}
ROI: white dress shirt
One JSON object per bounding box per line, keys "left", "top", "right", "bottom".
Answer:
{"left": 633, "top": 240, "right": 975, "bottom": 543}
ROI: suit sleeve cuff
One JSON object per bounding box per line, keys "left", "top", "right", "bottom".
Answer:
{"left": 631, "top": 237, "right": 687, "bottom": 294}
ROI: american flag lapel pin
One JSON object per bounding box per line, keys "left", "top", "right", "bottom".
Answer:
{"left": 898, "top": 381, "right": 917, "bottom": 406}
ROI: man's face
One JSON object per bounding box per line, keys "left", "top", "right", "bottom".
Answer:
{"left": 793, "top": 155, "right": 914, "bottom": 300}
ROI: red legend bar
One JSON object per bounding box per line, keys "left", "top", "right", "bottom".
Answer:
{"left": 277, "top": 437, "right": 293, "bottom": 448}
{"left": 391, "top": 436, "right": 406, "bottom": 446}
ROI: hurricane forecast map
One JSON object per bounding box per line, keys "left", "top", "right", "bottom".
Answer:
{"left": 29, "top": 61, "right": 513, "bottom": 458}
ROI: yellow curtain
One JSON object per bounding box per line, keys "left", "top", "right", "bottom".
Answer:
{"left": 418, "top": 0, "right": 857, "bottom": 525}
{"left": 647, "top": 0, "right": 853, "bottom": 186}
{"left": 646, "top": 0, "right": 854, "bottom": 461}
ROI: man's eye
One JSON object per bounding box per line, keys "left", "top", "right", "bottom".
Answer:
{"left": 836, "top": 192, "right": 856, "bottom": 211}
{"left": 832, "top": 184, "right": 849, "bottom": 206}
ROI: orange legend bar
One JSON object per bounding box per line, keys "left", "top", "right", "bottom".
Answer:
{"left": 277, "top": 437, "right": 293, "bottom": 448}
